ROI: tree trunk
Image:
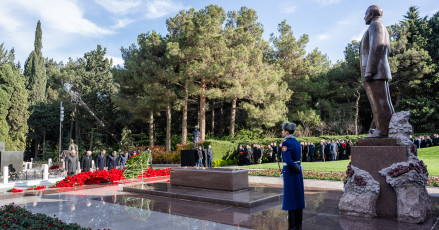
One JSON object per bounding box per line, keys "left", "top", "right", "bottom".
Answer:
{"left": 166, "top": 104, "right": 171, "bottom": 152}
{"left": 89, "top": 128, "right": 94, "bottom": 151}
{"left": 42, "top": 132, "right": 46, "bottom": 159}
{"left": 34, "top": 139, "right": 39, "bottom": 159}
{"left": 69, "top": 108, "right": 74, "bottom": 141}
{"left": 219, "top": 100, "right": 224, "bottom": 136}
{"left": 211, "top": 100, "right": 215, "bottom": 136}
{"left": 149, "top": 111, "right": 154, "bottom": 147}
{"left": 200, "top": 78, "right": 206, "bottom": 141}
{"left": 75, "top": 106, "right": 79, "bottom": 149}
{"left": 197, "top": 106, "right": 200, "bottom": 128}
{"left": 182, "top": 84, "right": 188, "bottom": 145}
{"left": 354, "top": 89, "right": 360, "bottom": 136}
{"left": 229, "top": 97, "right": 237, "bottom": 139}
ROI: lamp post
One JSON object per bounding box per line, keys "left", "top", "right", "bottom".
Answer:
{"left": 59, "top": 101, "right": 64, "bottom": 162}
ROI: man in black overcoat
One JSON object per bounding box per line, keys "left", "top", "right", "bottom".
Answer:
{"left": 96, "top": 149, "right": 107, "bottom": 171}
{"left": 81, "top": 151, "right": 93, "bottom": 172}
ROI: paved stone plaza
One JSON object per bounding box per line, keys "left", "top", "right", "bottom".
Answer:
{"left": 1, "top": 176, "right": 438, "bottom": 230}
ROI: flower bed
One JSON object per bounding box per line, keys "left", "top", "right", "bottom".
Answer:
{"left": 52, "top": 168, "right": 172, "bottom": 188}
{"left": 49, "top": 165, "right": 59, "bottom": 170}
{"left": 53, "top": 169, "right": 124, "bottom": 188}
{"left": 248, "top": 168, "right": 439, "bottom": 187}
{"left": 137, "top": 168, "right": 171, "bottom": 178}
{"left": 8, "top": 188, "right": 23, "bottom": 193}
{"left": 0, "top": 203, "right": 87, "bottom": 230}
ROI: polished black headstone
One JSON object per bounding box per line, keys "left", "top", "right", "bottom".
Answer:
{"left": 0, "top": 142, "right": 24, "bottom": 174}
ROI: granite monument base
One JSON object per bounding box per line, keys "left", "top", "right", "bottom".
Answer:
{"left": 170, "top": 167, "right": 249, "bottom": 191}
{"left": 123, "top": 182, "right": 283, "bottom": 208}
{"left": 351, "top": 138, "right": 409, "bottom": 218}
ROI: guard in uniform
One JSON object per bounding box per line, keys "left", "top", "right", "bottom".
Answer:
{"left": 281, "top": 122, "right": 305, "bottom": 230}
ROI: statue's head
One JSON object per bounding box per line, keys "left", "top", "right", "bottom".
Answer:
{"left": 70, "top": 139, "right": 74, "bottom": 144}
{"left": 365, "top": 5, "right": 383, "bottom": 25}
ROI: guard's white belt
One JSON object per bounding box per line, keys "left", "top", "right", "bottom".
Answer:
{"left": 283, "top": 161, "right": 300, "bottom": 166}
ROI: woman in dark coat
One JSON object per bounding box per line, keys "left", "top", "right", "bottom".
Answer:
{"left": 65, "top": 150, "right": 79, "bottom": 176}
{"left": 107, "top": 151, "right": 119, "bottom": 170}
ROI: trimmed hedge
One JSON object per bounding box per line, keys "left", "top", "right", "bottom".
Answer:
{"left": 202, "top": 140, "right": 237, "bottom": 161}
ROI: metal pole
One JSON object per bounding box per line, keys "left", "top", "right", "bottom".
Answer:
{"left": 59, "top": 102, "right": 64, "bottom": 162}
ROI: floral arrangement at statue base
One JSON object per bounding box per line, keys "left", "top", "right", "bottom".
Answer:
{"left": 379, "top": 153, "right": 431, "bottom": 223}
{"left": 123, "top": 151, "right": 151, "bottom": 179}
{"left": 339, "top": 163, "right": 380, "bottom": 218}
{"left": 0, "top": 203, "right": 87, "bottom": 230}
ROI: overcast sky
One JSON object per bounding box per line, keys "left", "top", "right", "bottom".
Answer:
{"left": 0, "top": 0, "right": 437, "bottom": 67}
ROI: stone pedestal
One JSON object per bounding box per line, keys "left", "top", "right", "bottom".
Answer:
{"left": 351, "top": 139, "right": 409, "bottom": 218}
{"left": 43, "top": 164, "right": 49, "bottom": 180}
{"left": 170, "top": 167, "right": 248, "bottom": 191}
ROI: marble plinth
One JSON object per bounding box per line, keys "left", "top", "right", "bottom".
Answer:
{"left": 170, "top": 167, "right": 249, "bottom": 191}
{"left": 351, "top": 139, "right": 409, "bottom": 218}
{"left": 123, "top": 182, "right": 283, "bottom": 208}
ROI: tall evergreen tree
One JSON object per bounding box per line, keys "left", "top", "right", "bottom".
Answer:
{"left": 0, "top": 45, "right": 29, "bottom": 150}
{"left": 24, "top": 20, "right": 47, "bottom": 105}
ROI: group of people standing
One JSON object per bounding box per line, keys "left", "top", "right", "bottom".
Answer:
{"left": 318, "top": 139, "right": 352, "bottom": 162}
{"left": 411, "top": 134, "right": 439, "bottom": 149}
{"left": 237, "top": 143, "right": 282, "bottom": 166}
{"left": 64, "top": 140, "right": 152, "bottom": 177}
{"left": 196, "top": 145, "right": 213, "bottom": 168}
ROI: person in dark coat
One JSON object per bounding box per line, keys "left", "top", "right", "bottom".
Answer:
{"left": 81, "top": 151, "right": 93, "bottom": 173}
{"left": 107, "top": 151, "right": 119, "bottom": 170}
{"left": 272, "top": 142, "right": 278, "bottom": 162}
{"left": 324, "top": 140, "right": 331, "bottom": 161}
{"left": 96, "top": 150, "right": 107, "bottom": 170}
{"left": 420, "top": 136, "right": 427, "bottom": 148}
{"left": 237, "top": 145, "right": 245, "bottom": 166}
{"left": 196, "top": 146, "right": 203, "bottom": 168}
{"left": 281, "top": 122, "right": 305, "bottom": 230}
{"left": 433, "top": 134, "right": 439, "bottom": 146}
{"left": 425, "top": 136, "right": 433, "bottom": 148}
{"left": 319, "top": 140, "right": 326, "bottom": 161}
{"left": 245, "top": 145, "right": 252, "bottom": 165}
{"left": 65, "top": 150, "right": 79, "bottom": 177}
{"left": 207, "top": 145, "right": 213, "bottom": 167}
{"left": 339, "top": 140, "right": 346, "bottom": 160}
{"left": 303, "top": 142, "right": 309, "bottom": 162}
{"left": 118, "top": 151, "right": 129, "bottom": 169}
{"left": 252, "top": 144, "right": 259, "bottom": 164}
{"left": 266, "top": 145, "right": 273, "bottom": 162}
{"left": 308, "top": 142, "right": 315, "bottom": 162}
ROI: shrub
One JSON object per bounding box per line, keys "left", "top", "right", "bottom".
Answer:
{"left": 202, "top": 140, "right": 237, "bottom": 161}
{"left": 0, "top": 203, "right": 87, "bottom": 229}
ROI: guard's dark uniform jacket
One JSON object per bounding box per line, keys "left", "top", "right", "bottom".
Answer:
{"left": 281, "top": 135, "right": 305, "bottom": 210}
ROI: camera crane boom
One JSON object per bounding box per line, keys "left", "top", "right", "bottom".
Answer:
{"left": 71, "top": 92, "right": 129, "bottom": 151}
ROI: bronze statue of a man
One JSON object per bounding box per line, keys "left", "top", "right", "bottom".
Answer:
{"left": 360, "top": 5, "right": 395, "bottom": 138}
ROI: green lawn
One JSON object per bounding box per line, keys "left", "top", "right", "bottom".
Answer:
{"left": 239, "top": 146, "right": 439, "bottom": 176}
